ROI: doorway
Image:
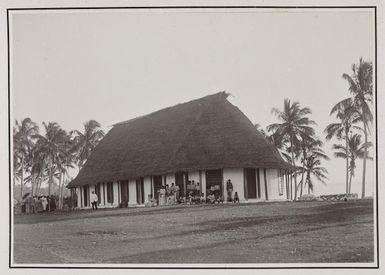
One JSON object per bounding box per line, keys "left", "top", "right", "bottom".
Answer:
{"left": 206, "top": 169, "right": 223, "bottom": 197}
{"left": 120, "top": 180, "right": 129, "bottom": 203}
{"left": 245, "top": 168, "right": 257, "bottom": 199}
{"left": 175, "top": 172, "right": 188, "bottom": 197}
{"left": 153, "top": 176, "right": 163, "bottom": 201}
{"left": 83, "top": 185, "right": 89, "bottom": 207}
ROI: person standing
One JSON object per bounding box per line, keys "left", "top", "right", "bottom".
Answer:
{"left": 226, "top": 179, "right": 233, "bottom": 202}
{"left": 41, "top": 196, "right": 48, "bottom": 211}
{"left": 90, "top": 191, "right": 98, "bottom": 210}
{"left": 174, "top": 183, "right": 180, "bottom": 203}
{"left": 50, "top": 195, "right": 56, "bottom": 211}
{"left": 170, "top": 183, "right": 177, "bottom": 204}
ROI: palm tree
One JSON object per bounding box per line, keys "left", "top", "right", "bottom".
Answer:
{"left": 267, "top": 99, "right": 316, "bottom": 200}
{"left": 336, "top": 58, "right": 373, "bottom": 198}
{"left": 333, "top": 134, "right": 372, "bottom": 194}
{"left": 255, "top": 123, "right": 292, "bottom": 163}
{"left": 298, "top": 136, "right": 327, "bottom": 197}
{"left": 302, "top": 152, "right": 329, "bottom": 194}
{"left": 56, "top": 148, "right": 74, "bottom": 209}
{"left": 24, "top": 144, "right": 41, "bottom": 196}
{"left": 324, "top": 99, "right": 356, "bottom": 194}
{"left": 70, "top": 120, "right": 105, "bottom": 170}
{"left": 13, "top": 118, "right": 39, "bottom": 199}
{"left": 34, "top": 122, "right": 69, "bottom": 198}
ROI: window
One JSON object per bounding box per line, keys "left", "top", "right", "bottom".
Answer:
{"left": 107, "top": 182, "right": 114, "bottom": 203}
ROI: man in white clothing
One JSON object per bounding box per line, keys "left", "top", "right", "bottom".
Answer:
{"left": 90, "top": 191, "right": 98, "bottom": 210}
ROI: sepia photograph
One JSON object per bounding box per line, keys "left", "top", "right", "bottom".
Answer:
{"left": 6, "top": 3, "right": 379, "bottom": 269}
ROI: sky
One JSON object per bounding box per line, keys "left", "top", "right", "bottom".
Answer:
{"left": 11, "top": 8, "right": 375, "bottom": 196}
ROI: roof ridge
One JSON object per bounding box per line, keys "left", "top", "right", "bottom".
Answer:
{"left": 113, "top": 91, "right": 229, "bottom": 127}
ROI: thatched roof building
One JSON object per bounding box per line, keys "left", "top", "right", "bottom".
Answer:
{"left": 68, "top": 92, "right": 292, "bottom": 189}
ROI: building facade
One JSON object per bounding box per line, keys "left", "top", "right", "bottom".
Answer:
{"left": 68, "top": 92, "right": 294, "bottom": 208}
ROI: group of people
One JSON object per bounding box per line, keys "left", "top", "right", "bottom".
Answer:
{"left": 154, "top": 179, "right": 240, "bottom": 206}
{"left": 158, "top": 182, "right": 180, "bottom": 206}
{"left": 22, "top": 194, "right": 57, "bottom": 214}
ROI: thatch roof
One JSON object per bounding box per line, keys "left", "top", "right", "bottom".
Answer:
{"left": 68, "top": 92, "right": 293, "bottom": 188}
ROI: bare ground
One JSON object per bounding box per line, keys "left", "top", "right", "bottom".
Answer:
{"left": 13, "top": 199, "right": 374, "bottom": 264}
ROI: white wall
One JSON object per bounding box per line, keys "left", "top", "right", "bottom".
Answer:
{"left": 128, "top": 179, "right": 137, "bottom": 205}
{"left": 266, "top": 169, "right": 286, "bottom": 200}
{"left": 144, "top": 177, "right": 152, "bottom": 203}
{"left": 113, "top": 181, "right": 119, "bottom": 206}
{"left": 100, "top": 183, "right": 105, "bottom": 206}
{"left": 223, "top": 168, "right": 244, "bottom": 201}
{"left": 259, "top": 169, "right": 267, "bottom": 200}
{"left": 76, "top": 187, "right": 82, "bottom": 208}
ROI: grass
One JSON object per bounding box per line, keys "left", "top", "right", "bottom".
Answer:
{"left": 13, "top": 199, "right": 374, "bottom": 264}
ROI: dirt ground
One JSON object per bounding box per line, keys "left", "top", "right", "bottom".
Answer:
{"left": 13, "top": 199, "right": 374, "bottom": 264}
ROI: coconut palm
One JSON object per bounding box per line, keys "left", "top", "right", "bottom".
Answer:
{"left": 336, "top": 58, "right": 373, "bottom": 198}
{"left": 56, "top": 148, "right": 75, "bottom": 209}
{"left": 297, "top": 135, "right": 328, "bottom": 197}
{"left": 255, "top": 123, "right": 292, "bottom": 163}
{"left": 13, "top": 118, "right": 39, "bottom": 199}
{"left": 267, "top": 99, "right": 316, "bottom": 200}
{"left": 302, "top": 152, "right": 329, "bottom": 194}
{"left": 34, "top": 122, "right": 70, "bottom": 198}
{"left": 70, "top": 120, "right": 105, "bottom": 170}
{"left": 24, "top": 144, "right": 41, "bottom": 196}
{"left": 324, "top": 99, "right": 356, "bottom": 194}
{"left": 333, "top": 134, "right": 372, "bottom": 194}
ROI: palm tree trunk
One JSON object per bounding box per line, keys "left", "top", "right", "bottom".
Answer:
{"left": 21, "top": 155, "right": 24, "bottom": 200}
{"left": 300, "top": 158, "right": 305, "bottom": 197}
{"left": 300, "top": 144, "right": 306, "bottom": 198}
{"left": 290, "top": 136, "right": 298, "bottom": 200}
{"left": 31, "top": 175, "right": 35, "bottom": 197}
{"left": 345, "top": 133, "right": 349, "bottom": 194}
{"left": 48, "top": 165, "right": 52, "bottom": 197}
{"left": 58, "top": 172, "right": 62, "bottom": 209}
{"left": 61, "top": 173, "right": 66, "bottom": 209}
{"left": 361, "top": 122, "right": 368, "bottom": 198}
{"left": 48, "top": 164, "right": 53, "bottom": 211}
{"left": 36, "top": 180, "right": 41, "bottom": 196}
{"left": 348, "top": 170, "right": 353, "bottom": 194}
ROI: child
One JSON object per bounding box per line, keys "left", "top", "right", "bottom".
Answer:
{"left": 233, "top": 192, "right": 240, "bottom": 203}
{"left": 207, "top": 192, "right": 215, "bottom": 204}
{"left": 200, "top": 193, "right": 205, "bottom": 204}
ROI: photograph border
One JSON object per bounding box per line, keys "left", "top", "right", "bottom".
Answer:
{"left": 7, "top": 4, "right": 379, "bottom": 270}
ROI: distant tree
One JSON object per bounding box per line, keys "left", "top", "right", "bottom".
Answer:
{"left": 335, "top": 58, "right": 373, "bottom": 198}
{"left": 324, "top": 100, "right": 356, "bottom": 194}
{"left": 333, "top": 134, "right": 372, "bottom": 194}
{"left": 34, "top": 122, "right": 69, "bottom": 199}
{"left": 297, "top": 135, "right": 328, "bottom": 197}
{"left": 267, "top": 99, "right": 316, "bottom": 200}
{"left": 13, "top": 118, "right": 39, "bottom": 200}
{"left": 70, "top": 120, "right": 105, "bottom": 170}
{"left": 301, "top": 151, "right": 329, "bottom": 194}
{"left": 56, "top": 148, "right": 74, "bottom": 209}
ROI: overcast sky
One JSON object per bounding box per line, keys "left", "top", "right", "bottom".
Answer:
{"left": 11, "top": 8, "right": 375, "bottom": 195}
